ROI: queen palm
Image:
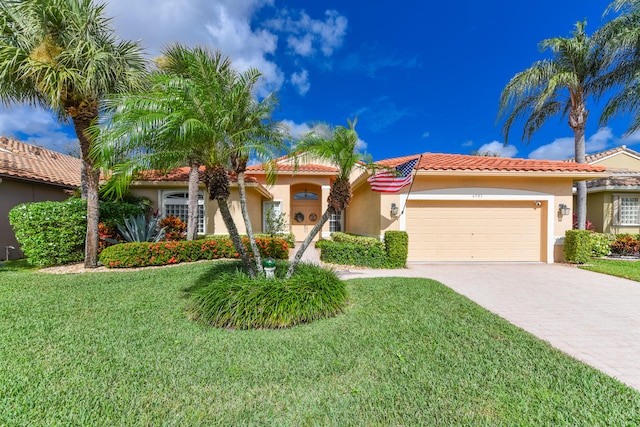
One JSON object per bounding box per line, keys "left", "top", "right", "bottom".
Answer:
{"left": 597, "top": 0, "right": 640, "bottom": 133}
{"left": 498, "top": 21, "right": 610, "bottom": 230}
{"left": 222, "top": 68, "right": 287, "bottom": 275}
{"left": 286, "top": 119, "right": 367, "bottom": 278}
{"left": 93, "top": 45, "right": 234, "bottom": 241}
{"left": 0, "top": 0, "right": 146, "bottom": 267}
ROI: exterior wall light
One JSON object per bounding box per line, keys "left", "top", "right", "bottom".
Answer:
{"left": 559, "top": 204, "right": 570, "bottom": 216}
{"left": 390, "top": 203, "right": 399, "bottom": 216}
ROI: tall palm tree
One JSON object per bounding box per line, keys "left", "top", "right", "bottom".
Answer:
{"left": 93, "top": 45, "right": 234, "bottom": 241}
{"left": 222, "top": 67, "right": 288, "bottom": 275}
{"left": 498, "top": 21, "right": 610, "bottom": 230}
{"left": 598, "top": 1, "right": 640, "bottom": 133}
{"left": 286, "top": 119, "right": 367, "bottom": 278}
{"left": 0, "top": 0, "right": 147, "bottom": 267}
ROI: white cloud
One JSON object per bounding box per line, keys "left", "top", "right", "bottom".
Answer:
{"left": 291, "top": 69, "right": 310, "bottom": 95}
{"left": 476, "top": 141, "right": 518, "bottom": 157}
{"left": 528, "top": 127, "right": 614, "bottom": 160}
{"left": 281, "top": 120, "right": 312, "bottom": 140}
{"left": 619, "top": 129, "right": 640, "bottom": 145}
{"left": 267, "top": 9, "right": 347, "bottom": 57}
{"left": 0, "top": 106, "right": 78, "bottom": 153}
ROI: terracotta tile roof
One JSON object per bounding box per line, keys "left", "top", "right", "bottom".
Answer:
{"left": 0, "top": 137, "right": 81, "bottom": 188}
{"left": 376, "top": 153, "right": 606, "bottom": 173}
{"left": 568, "top": 145, "right": 640, "bottom": 164}
{"left": 137, "top": 165, "right": 257, "bottom": 183}
{"left": 246, "top": 162, "right": 338, "bottom": 173}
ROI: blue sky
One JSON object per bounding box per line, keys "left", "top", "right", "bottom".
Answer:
{"left": 2, "top": 0, "right": 637, "bottom": 160}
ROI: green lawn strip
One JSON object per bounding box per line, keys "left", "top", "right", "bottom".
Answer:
{"left": 0, "top": 263, "right": 638, "bottom": 425}
{"left": 580, "top": 258, "right": 640, "bottom": 282}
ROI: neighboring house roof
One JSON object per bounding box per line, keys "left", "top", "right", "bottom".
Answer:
{"left": 0, "top": 136, "right": 81, "bottom": 188}
{"left": 376, "top": 153, "right": 607, "bottom": 174}
{"left": 587, "top": 176, "right": 640, "bottom": 189}
{"left": 575, "top": 145, "right": 640, "bottom": 165}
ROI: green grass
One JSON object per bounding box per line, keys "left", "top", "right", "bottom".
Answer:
{"left": 1, "top": 262, "right": 639, "bottom": 425}
{"left": 581, "top": 258, "right": 640, "bottom": 282}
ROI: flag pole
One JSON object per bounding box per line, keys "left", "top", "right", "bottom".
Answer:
{"left": 400, "top": 154, "right": 422, "bottom": 216}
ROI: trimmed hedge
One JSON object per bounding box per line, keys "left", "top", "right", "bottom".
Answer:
{"left": 316, "top": 240, "right": 388, "bottom": 268}
{"left": 384, "top": 231, "right": 408, "bottom": 268}
{"left": 99, "top": 236, "right": 289, "bottom": 268}
{"left": 316, "top": 231, "right": 409, "bottom": 269}
{"left": 564, "top": 230, "right": 594, "bottom": 264}
{"left": 8, "top": 199, "right": 143, "bottom": 266}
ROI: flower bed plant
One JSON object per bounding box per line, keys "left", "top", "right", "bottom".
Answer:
{"left": 99, "top": 236, "right": 289, "bottom": 268}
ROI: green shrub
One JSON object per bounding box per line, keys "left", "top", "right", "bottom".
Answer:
{"left": 8, "top": 199, "right": 144, "bottom": 266}
{"left": 317, "top": 240, "right": 388, "bottom": 268}
{"left": 384, "top": 231, "right": 408, "bottom": 268}
{"left": 610, "top": 234, "right": 640, "bottom": 257}
{"left": 590, "top": 233, "right": 614, "bottom": 258}
{"left": 99, "top": 236, "right": 289, "bottom": 268}
{"left": 187, "top": 261, "right": 348, "bottom": 329}
{"left": 9, "top": 199, "right": 86, "bottom": 266}
{"left": 564, "top": 230, "right": 593, "bottom": 264}
{"left": 330, "top": 232, "right": 382, "bottom": 248}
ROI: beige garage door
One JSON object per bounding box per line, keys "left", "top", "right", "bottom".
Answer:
{"left": 405, "top": 200, "right": 544, "bottom": 262}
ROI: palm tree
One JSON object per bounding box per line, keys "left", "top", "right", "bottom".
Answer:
{"left": 0, "top": 0, "right": 146, "bottom": 267}
{"left": 286, "top": 119, "right": 367, "bottom": 278}
{"left": 597, "top": 1, "right": 640, "bottom": 133}
{"left": 222, "top": 67, "right": 288, "bottom": 275}
{"left": 93, "top": 45, "right": 234, "bottom": 241}
{"left": 498, "top": 21, "right": 610, "bottom": 230}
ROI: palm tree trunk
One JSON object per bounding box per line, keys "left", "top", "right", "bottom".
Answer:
{"left": 286, "top": 206, "right": 335, "bottom": 279}
{"left": 186, "top": 162, "right": 199, "bottom": 241}
{"left": 572, "top": 113, "right": 587, "bottom": 231}
{"left": 237, "top": 171, "right": 263, "bottom": 275}
{"left": 72, "top": 113, "right": 100, "bottom": 268}
{"left": 217, "top": 197, "right": 256, "bottom": 277}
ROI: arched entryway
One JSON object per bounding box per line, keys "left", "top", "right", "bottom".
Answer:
{"left": 290, "top": 183, "right": 322, "bottom": 241}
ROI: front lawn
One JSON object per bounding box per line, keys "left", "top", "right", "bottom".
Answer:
{"left": 1, "top": 262, "right": 638, "bottom": 425}
{"left": 580, "top": 258, "right": 640, "bottom": 282}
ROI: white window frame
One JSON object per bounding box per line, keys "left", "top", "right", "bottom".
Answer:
{"left": 161, "top": 190, "right": 205, "bottom": 234}
{"left": 329, "top": 211, "right": 343, "bottom": 233}
{"left": 613, "top": 194, "right": 640, "bottom": 226}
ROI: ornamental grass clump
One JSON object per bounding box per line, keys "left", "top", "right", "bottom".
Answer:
{"left": 187, "top": 262, "right": 348, "bottom": 329}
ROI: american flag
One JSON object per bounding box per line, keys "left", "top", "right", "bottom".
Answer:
{"left": 367, "top": 157, "right": 419, "bottom": 193}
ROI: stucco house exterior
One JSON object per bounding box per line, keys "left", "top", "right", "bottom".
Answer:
{"left": 0, "top": 137, "right": 81, "bottom": 260}
{"left": 132, "top": 152, "right": 606, "bottom": 264}
{"left": 578, "top": 146, "right": 640, "bottom": 234}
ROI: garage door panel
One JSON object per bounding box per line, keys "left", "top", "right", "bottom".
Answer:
{"left": 405, "top": 200, "right": 544, "bottom": 262}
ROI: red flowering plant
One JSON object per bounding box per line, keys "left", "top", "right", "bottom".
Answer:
{"left": 159, "top": 215, "right": 187, "bottom": 241}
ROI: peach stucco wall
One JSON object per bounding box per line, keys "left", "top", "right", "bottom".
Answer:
{"left": 130, "top": 183, "right": 265, "bottom": 236}
{"left": 352, "top": 174, "right": 577, "bottom": 263}
{"left": 592, "top": 152, "right": 640, "bottom": 171}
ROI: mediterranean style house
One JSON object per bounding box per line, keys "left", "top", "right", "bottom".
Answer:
{"left": 0, "top": 137, "right": 81, "bottom": 260}
{"left": 578, "top": 145, "right": 640, "bottom": 234}
{"left": 130, "top": 153, "right": 606, "bottom": 264}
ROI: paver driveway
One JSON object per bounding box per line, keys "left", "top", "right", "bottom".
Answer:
{"left": 337, "top": 263, "right": 640, "bottom": 391}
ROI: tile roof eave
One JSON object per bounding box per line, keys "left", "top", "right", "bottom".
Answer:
{"left": 0, "top": 172, "right": 78, "bottom": 189}
{"left": 130, "top": 179, "right": 273, "bottom": 199}
{"left": 415, "top": 170, "right": 610, "bottom": 178}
